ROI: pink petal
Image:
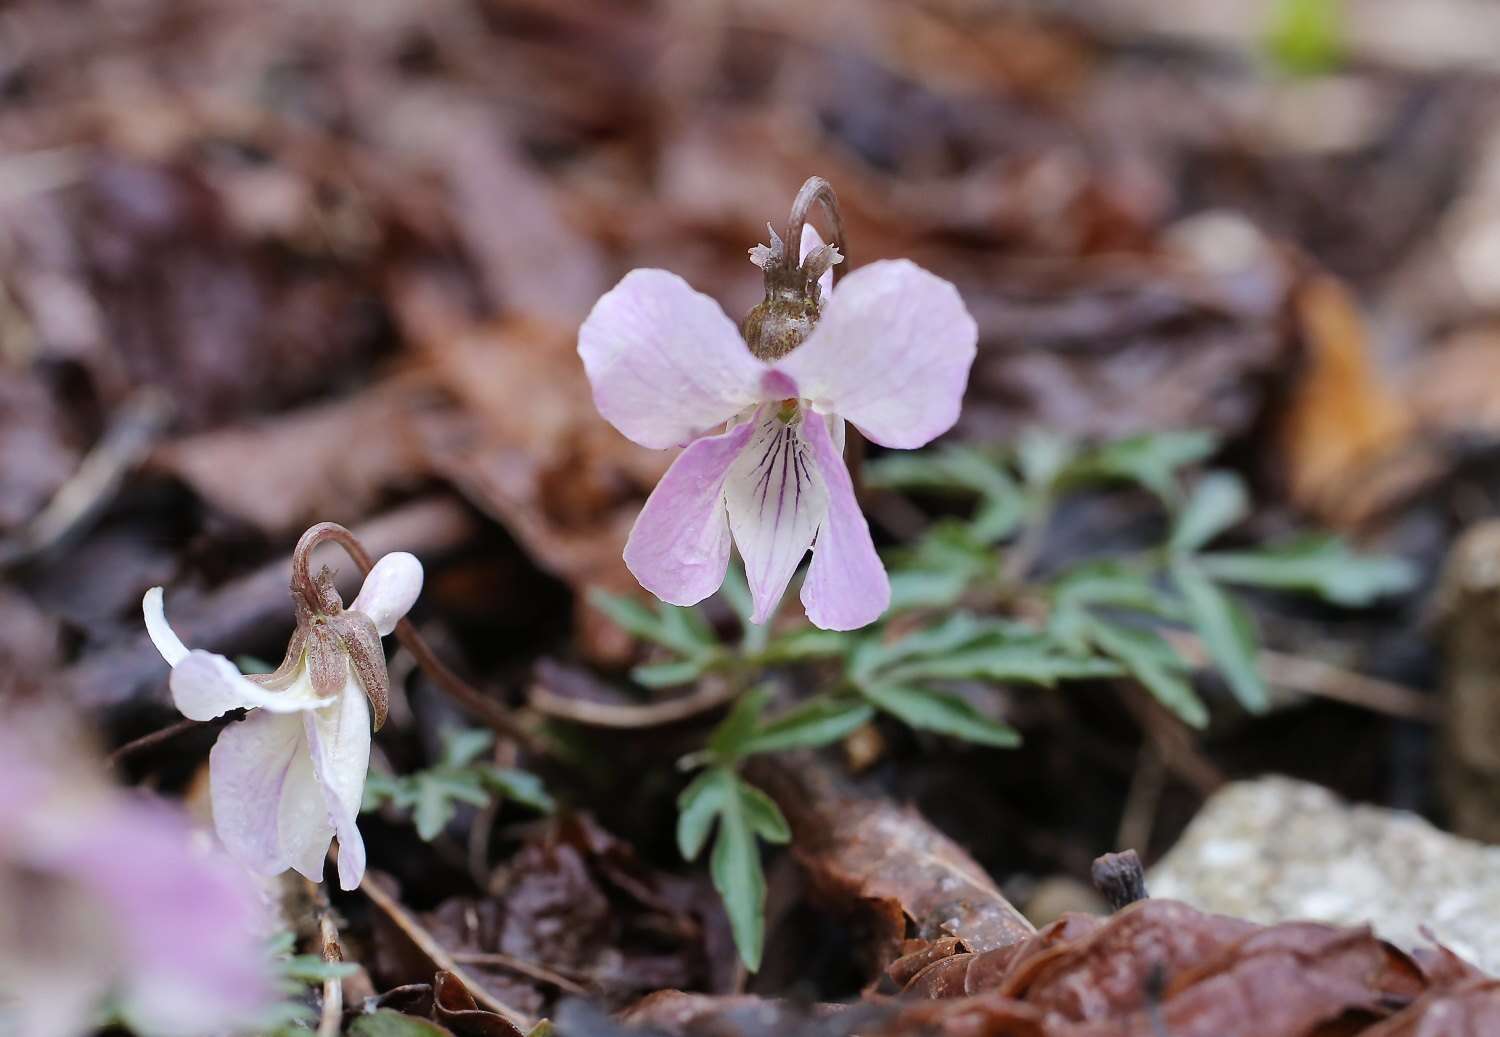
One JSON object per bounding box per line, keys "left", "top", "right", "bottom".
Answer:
{"left": 171, "top": 651, "right": 332, "bottom": 721}
{"left": 724, "top": 410, "right": 829, "bottom": 624}
{"left": 801, "top": 412, "right": 890, "bottom": 630}
{"left": 349, "top": 550, "right": 423, "bottom": 636}
{"left": 624, "top": 421, "right": 754, "bottom": 606}
{"left": 579, "top": 269, "right": 768, "bottom": 449}
{"left": 302, "top": 685, "right": 371, "bottom": 891}
{"left": 775, "top": 260, "right": 977, "bottom": 449}
{"left": 208, "top": 710, "right": 333, "bottom": 881}
{"left": 800, "top": 224, "right": 835, "bottom": 299}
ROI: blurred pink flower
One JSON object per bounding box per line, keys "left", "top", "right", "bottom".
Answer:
{"left": 579, "top": 227, "right": 976, "bottom": 630}
{"left": 143, "top": 550, "right": 422, "bottom": 890}
{"left": 0, "top": 720, "right": 271, "bottom": 1037}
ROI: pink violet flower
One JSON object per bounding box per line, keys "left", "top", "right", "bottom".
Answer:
{"left": 143, "top": 548, "right": 423, "bottom": 891}
{"left": 578, "top": 203, "right": 977, "bottom": 631}
{"left": 0, "top": 716, "right": 271, "bottom": 1037}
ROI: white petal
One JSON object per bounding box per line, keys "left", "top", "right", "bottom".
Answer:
{"left": 774, "top": 260, "right": 977, "bottom": 449}
{"left": 209, "top": 711, "right": 331, "bottom": 879}
{"left": 800, "top": 224, "right": 835, "bottom": 300}
{"left": 170, "top": 651, "right": 332, "bottom": 722}
{"left": 578, "top": 269, "right": 769, "bottom": 449}
{"left": 724, "top": 409, "right": 829, "bottom": 624}
{"left": 143, "top": 587, "right": 189, "bottom": 667}
{"left": 302, "top": 681, "right": 371, "bottom": 891}
{"left": 349, "top": 551, "right": 424, "bottom": 636}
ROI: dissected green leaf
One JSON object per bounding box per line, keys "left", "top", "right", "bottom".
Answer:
{"left": 631, "top": 658, "right": 712, "bottom": 689}
{"left": 1084, "top": 617, "right": 1208, "bottom": 728}
{"left": 1016, "top": 428, "right": 1077, "bottom": 488}
{"left": 481, "top": 767, "right": 556, "bottom": 813}
{"left": 887, "top": 567, "right": 974, "bottom": 612}
{"left": 1064, "top": 430, "right": 1218, "bottom": 501}
{"left": 1198, "top": 535, "right": 1416, "bottom": 606}
{"left": 413, "top": 771, "right": 490, "bottom": 840}
{"left": 676, "top": 767, "right": 782, "bottom": 970}
{"left": 880, "top": 640, "right": 1121, "bottom": 686}
{"left": 860, "top": 683, "right": 1021, "bottom": 747}
{"left": 362, "top": 733, "right": 552, "bottom": 839}
{"left": 707, "top": 686, "right": 770, "bottom": 762}
{"left": 676, "top": 767, "right": 731, "bottom": 861}
{"left": 441, "top": 728, "right": 495, "bottom": 769}
{"left": 1170, "top": 471, "right": 1249, "bottom": 553}
{"left": 587, "top": 589, "right": 711, "bottom": 656}
{"left": 739, "top": 696, "right": 874, "bottom": 755}
{"left": 1172, "top": 561, "right": 1267, "bottom": 712}
{"left": 755, "top": 628, "right": 849, "bottom": 664}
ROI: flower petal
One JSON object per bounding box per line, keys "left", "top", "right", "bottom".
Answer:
{"left": 624, "top": 421, "right": 754, "bottom": 606}
{"left": 208, "top": 710, "right": 331, "bottom": 880}
{"left": 724, "top": 410, "right": 829, "bottom": 624}
{"left": 143, "top": 587, "right": 189, "bottom": 666}
{"left": 774, "top": 260, "right": 977, "bottom": 449}
{"left": 303, "top": 681, "right": 371, "bottom": 891}
{"left": 170, "top": 651, "right": 332, "bottom": 721}
{"left": 579, "top": 269, "right": 767, "bottom": 449}
{"left": 800, "top": 413, "right": 890, "bottom": 630}
{"left": 349, "top": 551, "right": 423, "bottom": 636}
{"left": 800, "top": 224, "right": 835, "bottom": 300}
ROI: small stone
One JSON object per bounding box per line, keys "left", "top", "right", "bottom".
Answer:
{"left": 1150, "top": 776, "right": 1500, "bottom": 974}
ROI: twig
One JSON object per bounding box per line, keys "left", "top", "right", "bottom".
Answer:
{"left": 0, "top": 388, "right": 173, "bottom": 570}
{"left": 528, "top": 666, "right": 739, "bottom": 729}
{"left": 296, "top": 521, "right": 545, "bottom": 753}
{"left": 1115, "top": 684, "right": 1225, "bottom": 796}
{"left": 105, "top": 715, "right": 216, "bottom": 770}
{"left": 1159, "top": 628, "right": 1439, "bottom": 722}
{"left": 361, "top": 874, "right": 535, "bottom": 1032}
{"left": 1091, "top": 850, "right": 1149, "bottom": 911}
{"left": 1115, "top": 744, "right": 1166, "bottom": 856}
{"left": 307, "top": 880, "right": 344, "bottom": 1037}
{"left": 448, "top": 952, "right": 591, "bottom": 996}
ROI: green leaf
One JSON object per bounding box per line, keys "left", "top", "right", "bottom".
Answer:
{"left": 413, "top": 771, "right": 490, "bottom": 841}
{"left": 1016, "top": 429, "right": 1077, "bottom": 488}
{"left": 481, "top": 767, "right": 556, "bottom": 813}
{"left": 676, "top": 767, "right": 780, "bottom": 970}
{"left": 1085, "top": 618, "right": 1208, "bottom": 728}
{"left": 348, "top": 1010, "right": 454, "bottom": 1037}
{"left": 279, "top": 954, "right": 361, "bottom": 984}
{"left": 707, "top": 687, "right": 770, "bottom": 762}
{"left": 881, "top": 641, "right": 1121, "bottom": 686}
{"left": 711, "top": 777, "right": 771, "bottom": 971}
{"left": 849, "top": 612, "right": 1018, "bottom": 681}
{"left": 1170, "top": 472, "right": 1249, "bottom": 553}
{"left": 736, "top": 781, "right": 790, "bottom": 843}
{"left": 441, "top": 728, "right": 495, "bottom": 769}
{"left": 1051, "top": 562, "right": 1181, "bottom": 617}
{"left": 676, "top": 767, "right": 731, "bottom": 861}
{"left": 886, "top": 567, "right": 974, "bottom": 612}
{"left": 1065, "top": 430, "right": 1218, "bottom": 501}
{"left": 755, "top": 628, "right": 849, "bottom": 664}
{"left": 860, "top": 683, "right": 1021, "bottom": 747}
{"left": 1172, "top": 561, "right": 1267, "bottom": 712}
{"left": 587, "top": 589, "right": 708, "bottom": 656}
{"left": 631, "top": 658, "right": 712, "bottom": 689}
{"left": 1197, "top": 535, "right": 1416, "bottom": 606}
{"left": 362, "top": 771, "right": 403, "bottom": 812}
{"left": 739, "top": 696, "right": 874, "bottom": 755}
{"left": 1265, "top": 0, "right": 1344, "bottom": 76}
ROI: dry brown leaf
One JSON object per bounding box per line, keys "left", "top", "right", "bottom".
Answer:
{"left": 1278, "top": 274, "right": 1429, "bottom": 528}
{"left": 759, "top": 763, "right": 1034, "bottom": 973}
{"left": 151, "top": 380, "right": 433, "bottom": 534}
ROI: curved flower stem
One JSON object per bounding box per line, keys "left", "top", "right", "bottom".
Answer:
{"left": 105, "top": 715, "right": 218, "bottom": 769}
{"left": 782, "top": 175, "right": 846, "bottom": 282}
{"left": 292, "top": 522, "right": 544, "bottom": 753}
